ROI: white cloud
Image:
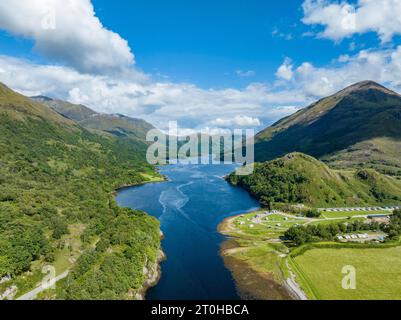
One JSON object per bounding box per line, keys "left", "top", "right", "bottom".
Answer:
{"left": 0, "top": 55, "right": 305, "bottom": 130}
{"left": 302, "top": 0, "right": 401, "bottom": 43}
{"left": 276, "top": 58, "right": 294, "bottom": 81}
{"left": 168, "top": 127, "right": 232, "bottom": 137}
{"left": 211, "top": 116, "right": 261, "bottom": 127}
{"left": 267, "top": 106, "right": 302, "bottom": 119}
{"left": 0, "top": 0, "right": 308, "bottom": 132}
{"left": 0, "top": 0, "right": 134, "bottom": 74}
{"left": 3, "top": 0, "right": 401, "bottom": 135}
{"left": 0, "top": 1, "right": 305, "bottom": 130}
{"left": 2, "top": 46, "right": 401, "bottom": 132}
{"left": 235, "top": 70, "right": 256, "bottom": 77}
{"left": 279, "top": 46, "right": 401, "bottom": 97}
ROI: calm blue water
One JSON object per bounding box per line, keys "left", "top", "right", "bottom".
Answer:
{"left": 116, "top": 163, "right": 260, "bottom": 300}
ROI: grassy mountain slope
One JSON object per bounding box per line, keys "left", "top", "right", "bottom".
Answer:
{"left": 0, "top": 83, "right": 161, "bottom": 299}
{"left": 228, "top": 153, "right": 401, "bottom": 208}
{"left": 32, "top": 96, "right": 97, "bottom": 122}
{"left": 1, "top": 85, "right": 74, "bottom": 126}
{"left": 80, "top": 113, "right": 155, "bottom": 141}
{"left": 32, "top": 96, "right": 155, "bottom": 142}
{"left": 255, "top": 81, "right": 401, "bottom": 175}
{"left": 323, "top": 137, "right": 401, "bottom": 175}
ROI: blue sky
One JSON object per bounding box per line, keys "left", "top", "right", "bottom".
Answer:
{"left": 0, "top": 0, "right": 378, "bottom": 88}
{"left": 96, "top": 0, "right": 388, "bottom": 88}
{"left": 0, "top": 0, "right": 400, "bottom": 131}
{"left": 92, "top": 0, "right": 315, "bottom": 88}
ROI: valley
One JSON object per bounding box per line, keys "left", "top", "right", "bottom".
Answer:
{"left": 220, "top": 81, "right": 401, "bottom": 300}
{"left": 2, "top": 0, "right": 401, "bottom": 310}
{"left": 1, "top": 79, "right": 401, "bottom": 301}
{"left": 116, "top": 162, "right": 259, "bottom": 300}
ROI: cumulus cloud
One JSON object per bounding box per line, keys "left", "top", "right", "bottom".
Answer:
{"left": 210, "top": 116, "right": 261, "bottom": 127}
{"left": 4, "top": 46, "right": 401, "bottom": 132}
{"left": 302, "top": 0, "right": 401, "bottom": 43}
{"left": 276, "top": 58, "right": 294, "bottom": 81}
{"left": 0, "top": 1, "right": 306, "bottom": 130}
{"left": 278, "top": 46, "right": 401, "bottom": 97}
{"left": 0, "top": 55, "right": 306, "bottom": 130}
{"left": 0, "top": 0, "right": 135, "bottom": 74}
{"left": 2, "top": 46, "right": 401, "bottom": 133}
{"left": 3, "top": 0, "right": 401, "bottom": 134}
{"left": 170, "top": 127, "right": 232, "bottom": 137}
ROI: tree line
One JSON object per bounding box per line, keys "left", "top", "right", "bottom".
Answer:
{"left": 285, "top": 210, "right": 401, "bottom": 246}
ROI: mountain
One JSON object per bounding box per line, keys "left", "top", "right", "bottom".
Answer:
{"left": 255, "top": 81, "right": 401, "bottom": 175}
{"left": 1, "top": 85, "right": 74, "bottom": 126}
{"left": 32, "top": 96, "right": 97, "bottom": 122}
{"left": 80, "top": 113, "right": 155, "bottom": 141}
{"left": 0, "top": 82, "right": 161, "bottom": 299}
{"left": 31, "top": 96, "right": 156, "bottom": 142}
{"left": 227, "top": 152, "right": 401, "bottom": 208}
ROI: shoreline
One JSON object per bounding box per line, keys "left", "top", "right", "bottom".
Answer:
{"left": 218, "top": 213, "right": 303, "bottom": 300}
{"left": 114, "top": 170, "right": 168, "bottom": 300}
{"left": 135, "top": 249, "right": 167, "bottom": 300}
{"left": 114, "top": 171, "right": 168, "bottom": 194}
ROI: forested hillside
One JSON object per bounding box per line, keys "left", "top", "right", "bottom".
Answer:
{"left": 228, "top": 153, "right": 401, "bottom": 208}
{"left": 0, "top": 82, "right": 161, "bottom": 299}
{"left": 32, "top": 96, "right": 156, "bottom": 142}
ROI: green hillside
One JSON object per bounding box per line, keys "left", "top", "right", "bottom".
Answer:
{"left": 1, "top": 84, "right": 74, "bottom": 126}
{"left": 255, "top": 81, "right": 401, "bottom": 175}
{"left": 32, "top": 96, "right": 156, "bottom": 142}
{"left": 80, "top": 113, "right": 155, "bottom": 141}
{"left": 227, "top": 153, "right": 401, "bottom": 208}
{"left": 0, "top": 83, "right": 161, "bottom": 299}
{"left": 32, "top": 96, "right": 97, "bottom": 122}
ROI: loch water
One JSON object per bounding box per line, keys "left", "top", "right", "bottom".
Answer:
{"left": 116, "top": 162, "right": 259, "bottom": 300}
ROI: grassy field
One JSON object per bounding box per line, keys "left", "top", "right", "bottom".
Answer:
{"left": 140, "top": 171, "right": 165, "bottom": 182}
{"left": 321, "top": 210, "right": 390, "bottom": 219}
{"left": 293, "top": 246, "right": 401, "bottom": 300}
{"left": 230, "top": 212, "right": 308, "bottom": 239}
{"left": 309, "top": 217, "right": 364, "bottom": 226}
{"left": 52, "top": 224, "right": 86, "bottom": 276}
{"left": 228, "top": 243, "right": 288, "bottom": 282}
{"left": 220, "top": 211, "right": 308, "bottom": 299}
{"left": 220, "top": 209, "right": 401, "bottom": 300}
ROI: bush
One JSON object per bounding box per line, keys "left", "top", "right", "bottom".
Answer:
{"left": 305, "top": 209, "right": 321, "bottom": 218}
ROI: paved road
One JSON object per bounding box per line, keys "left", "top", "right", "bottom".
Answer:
{"left": 319, "top": 206, "right": 401, "bottom": 212}
{"left": 17, "top": 271, "right": 69, "bottom": 300}
{"left": 278, "top": 212, "right": 312, "bottom": 220}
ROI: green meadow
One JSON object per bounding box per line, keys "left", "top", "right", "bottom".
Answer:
{"left": 293, "top": 246, "right": 401, "bottom": 300}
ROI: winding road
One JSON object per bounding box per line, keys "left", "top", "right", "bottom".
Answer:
{"left": 17, "top": 271, "right": 69, "bottom": 300}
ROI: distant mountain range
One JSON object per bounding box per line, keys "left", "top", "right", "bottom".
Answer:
{"left": 31, "top": 96, "right": 156, "bottom": 142}
{"left": 255, "top": 81, "right": 401, "bottom": 175}
{"left": 31, "top": 96, "right": 236, "bottom": 162}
